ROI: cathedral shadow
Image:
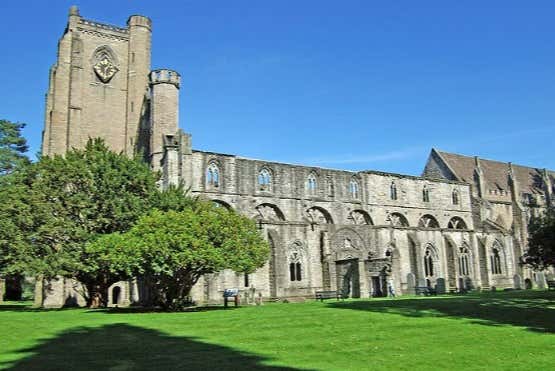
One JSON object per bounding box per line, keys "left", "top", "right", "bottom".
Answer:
{"left": 326, "top": 291, "right": 555, "bottom": 333}
{"left": 3, "top": 324, "right": 302, "bottom": 371}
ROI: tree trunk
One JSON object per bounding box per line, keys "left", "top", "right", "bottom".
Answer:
{"left": 0, "top": 277, "right": 5, "bottom": 303}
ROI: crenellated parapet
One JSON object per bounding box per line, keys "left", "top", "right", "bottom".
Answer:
{"left": 150, "top": 69, "right": 181, "bottom": 88}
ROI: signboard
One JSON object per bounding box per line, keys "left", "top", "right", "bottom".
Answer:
{"left": 223, "top": 288, "right": 239, "bottom": 298}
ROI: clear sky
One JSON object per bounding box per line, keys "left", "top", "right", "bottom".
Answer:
{"left": 1, "top": 0, "right": 554, "bottom": 175}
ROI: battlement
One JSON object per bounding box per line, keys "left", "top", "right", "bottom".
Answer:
{"left": 79, "top": 18, "right": 130, "bottom": 34}
{"left": 150, "top": 69, "right": 181, "bottom": 88}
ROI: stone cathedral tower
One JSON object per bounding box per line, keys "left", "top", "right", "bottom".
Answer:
{"left": 42, "top": 6, "right": 158, "bottom": 157}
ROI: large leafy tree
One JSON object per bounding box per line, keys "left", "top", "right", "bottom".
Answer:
{"left": 0, "top": 138, "right": 159, "bottom": 306}
{"left": 0, "top": 119, "right": 29, "bottom": 175}
{"left": 112, "top": 204, "right": 269, "bottom": 309}
{"left": 523, "top": 206, "right": 555, "bottom": 270}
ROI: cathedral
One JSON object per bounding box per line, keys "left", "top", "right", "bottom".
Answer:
{"left": 40, "top": 7, "right": 554, "bottom": 307}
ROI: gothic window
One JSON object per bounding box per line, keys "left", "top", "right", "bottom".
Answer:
{"left": 424, "top": 246, "right": 437, "bottom": 277}
{"left": 418, "top": 214, "right": 440, "bottom": 228}
{"left": 390, "top": 182, "right": 398, "bottom": 200}
{"left": 349, "top": 179, "right": 360, "bottom": 199}
{"left": 491, "top": 246, "right": 502, "bottom": 274}
{"left": 206, "top": 162, "right": 220, "bottom": 188}
{"left": 458, "top": 246, "right": 470, "bottom": 276}
{"left": 258, "top": 168, "right": 272, "bottom": 191}
{"left": 348, "top": 210, "right": 373, "bottom": 225}
{"left": 447, "top": 217, "right": 467, "bottom": 229}
{"left": 306, "top": 207, "right": 333, "bottom": 224}
{"left": 306, "top": 173, "right": 317, "bottom": 195}
{"left": 452, "top": 189, "right": 460, "bottom": 205}
{"left": 327, "top": 179, "right": 334, "bottom": 197}
{"left": 423, "top": 186, "right": 430, "bottom": 202}
{"left": 388, "top": 212, "right": 409, "bottom": 227}
{"left": 288, "top": 243, "right": 304, "bottom": 282}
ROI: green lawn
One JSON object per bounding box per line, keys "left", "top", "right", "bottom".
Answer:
{"left": 0, "top": 291, "right": 553, "bottom": 370}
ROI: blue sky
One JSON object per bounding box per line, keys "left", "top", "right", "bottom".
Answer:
{"left": 1, "top": 1, "right": 554, "bottom": 175}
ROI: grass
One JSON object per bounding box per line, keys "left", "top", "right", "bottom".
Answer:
{"left": 0, "top": 290, "right": 554, "bottom": 370}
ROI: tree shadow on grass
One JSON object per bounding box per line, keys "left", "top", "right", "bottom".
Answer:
{"left": 3, "top": 324, "right": 303, "bottom": 371}
{"left": 326, "top": 290, "right": 555, "bottom": 333}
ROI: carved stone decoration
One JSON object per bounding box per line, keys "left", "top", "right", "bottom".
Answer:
{"left": 348, "top": 210, "right": 371, "bottom": 225}
{"left": 94, "top": 56, "right": 119, "bottom": 83}
{"left": 255, "top": 204, "right": 282, "bottom": 222}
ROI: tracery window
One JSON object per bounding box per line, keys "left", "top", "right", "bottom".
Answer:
{"left": 458, "top": 246, "right": 470, "bottom": 276}
{"left": 423, "top": 186, "right": 430, "bottom": 202}
{"left": 390, "top": 182, "right": 398, "bottom": 200}
{"left": 452, "top": 189, "right": 459, "bottom": 205}
{"left": 491, "top": 247, "right": 502, "bottom": 274}
{"left": 206, "top": 162, "right": 220, "bottom": 188}
{"left": 258, "top": 168, "right": 272, "bottom": 191}
{"left": 306, "top": 173, "right": 317, "bottom": 195}
{"left": 289, "top": 247, "right": 303, "bottom": 282}
{"left": 349, "top": 179, "right": 360, "bottom": 199}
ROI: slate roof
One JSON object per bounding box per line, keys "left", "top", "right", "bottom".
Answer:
{"left": 435, "top": 150, "right": 554, "bottom": 196}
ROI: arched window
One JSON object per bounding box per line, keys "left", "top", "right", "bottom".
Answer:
{"left": 447, "top": 217, "right": 467, "bottom": 230}
{"left": 424, "top": 249, "right": 434, "bottom": 277}
{"left": 452, "top": 189, "right": 459, "bottom": 205}
{"left": 418, "top": 214, "right": 440, "bottom": 228}
{"left": 206, "top": 162, "right": 220, "bottom": 188}
{"left": 288, "top": 243, "right": 304, "bottom": 282}
{"left": 388, "top": 212, "right": 409, "bottom": 227}
{"left": 491, "top": 246, "right": 502, "bottom": 274}
{"left": 258, "top": 168, "right": 272, "bottom": 191}
{"left": 349, "top": 179, "right": 359, "bottom": 199}
{"left": 306, "top": 173, "right": 317, "bottom": 195}
{"left": 458, "top": 246, "right": 470, "bottom": 276}
{"left": 390, "top": 182, "right": 398, "bottom": 200}
{"left": 422, "top": 186, "right": 430, "bottom": 202}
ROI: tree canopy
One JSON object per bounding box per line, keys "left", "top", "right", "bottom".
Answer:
{"left": 0, "top": 138, "right": 159, "bottom": 305}
{"left": 523, "top": 206, "right": 555, "bottom": 270}
{"left": 0, "top": 119, "right": 29, "bottom": 175}
{"left": 108, "top": 205, "right": 269, "bottom": 309}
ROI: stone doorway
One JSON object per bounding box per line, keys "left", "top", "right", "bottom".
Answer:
{"left": 112, "top": 286, "right": 121, "bottom": 306}
{"left": 336, "top": 259, "right": 360, "bottom": 298}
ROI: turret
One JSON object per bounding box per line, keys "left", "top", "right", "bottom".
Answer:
{"left": 149, "top": 69, "right": 181, "bottom": 171}
{"left": 126, "top": 15, "right": 152, "bottom": 155}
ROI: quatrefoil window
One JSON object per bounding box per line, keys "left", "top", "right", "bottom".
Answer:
{"left": 94, "top": 56, "right": 119, "bottom": 83}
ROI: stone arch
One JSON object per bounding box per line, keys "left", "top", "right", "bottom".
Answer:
{"left": 418, "top": 214, "right": 440, "bottom": 228}
{"left": 387, "top": 212, "right": 409, "bottom": 227}
{"left": 211, "top": 199, "right": 232, "bottom": 210}
{"left": 330, "top": 227, "right": 366, "bottom": 261}
{"left": 490, "top": 239, "right": 507, "bottom": 275}
{"left": 423, "top": 243, "right": 441, "bottom": 287}
{"left": 447, "top": 216, "right": 467, "bottom": 230}
{"left": 255, "top": 203, "right": 286, "bottom": 222}
{"left": 306, "top": 206, "right": 334, "bottom": 225}
{"left": 347, "top": 210, "right": 373, "bottom": 225}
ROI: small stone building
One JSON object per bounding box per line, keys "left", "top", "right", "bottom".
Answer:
{"left": 39, "top": 7, "right": 554, "bottom": 307}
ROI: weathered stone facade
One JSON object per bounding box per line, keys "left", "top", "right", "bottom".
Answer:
{"left": 40, "top": 8, "right": 553, "bottom": 307}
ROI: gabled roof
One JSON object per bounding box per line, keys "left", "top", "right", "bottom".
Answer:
{"left": 435, "top": 150, "right": 554, "bottom": 195}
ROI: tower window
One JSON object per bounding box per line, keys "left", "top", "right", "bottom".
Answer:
{"left": 452, "top": 190, "right": 459, "bottom": 205}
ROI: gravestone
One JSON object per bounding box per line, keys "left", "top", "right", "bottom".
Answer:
{"left": 406, "top": 273, "right": 416, "bottom": 295}
{"left": 436, "top": 278, "right": 446, "bottom": 294}
{"left": 524, "top": 278, "right": 533, "bottom": 290}
{"left": 417, "top": 278, "right": 427, "bottom": 288}
{"left": 546, "top": 272, "right": 555, "bottom": 281}
{"left": 513, "top": 274, "right": 522, "bottom": 290}
{"left": 536, "top": 272, "right": 546, "bottom": 289}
